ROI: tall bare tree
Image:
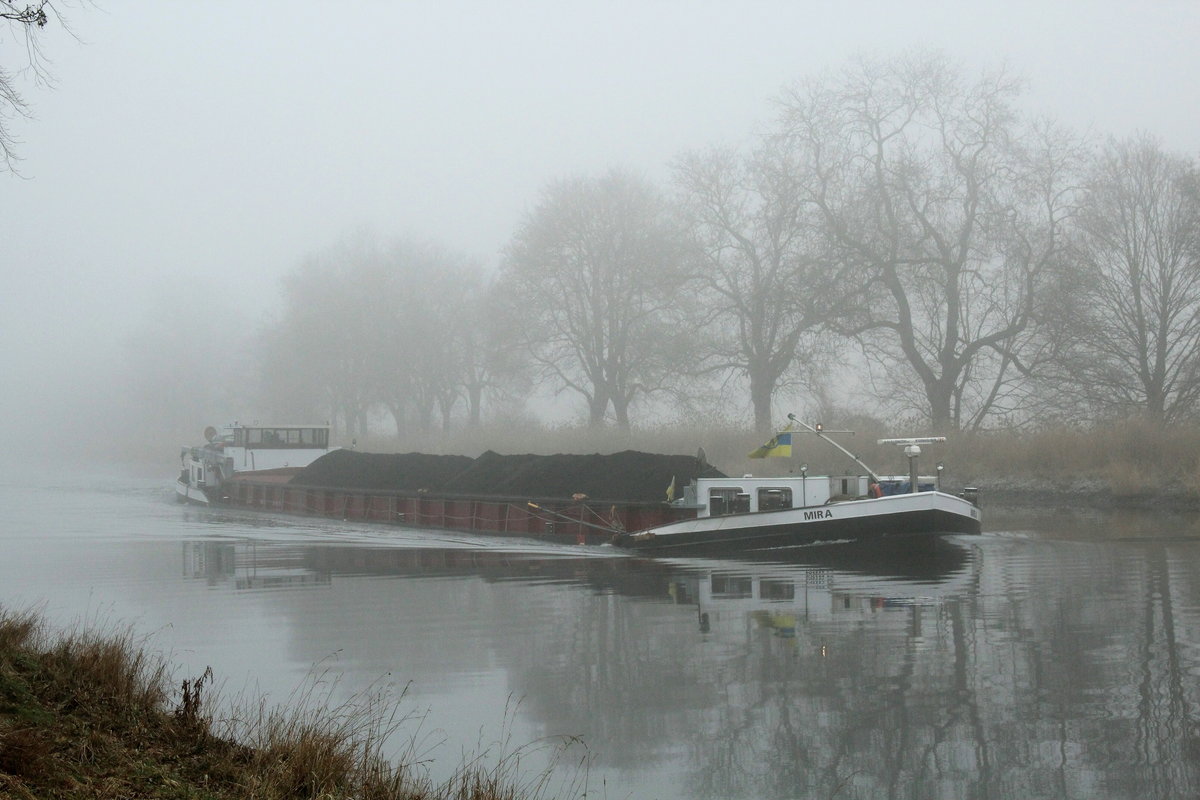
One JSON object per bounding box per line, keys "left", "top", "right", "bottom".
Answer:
{"left": 456, "top": 274, "right": 532, "bottom": 428}
{"left": 500, "top": 169, "right": 686, "bottom": 430}
{"left": 375, "top": 243, "right": 461, "bottom": 435}
{"left": 382, "top": 246, "right": 517, "bottom": 435}
{"left": 675, "top": 143, "right": 847, "bottom": 433}
{"left": 265, "top": 233, "right": 385, "bottom": 438}
{"left": 777, "top": 53, "right": 1081, "bottom": 430}
{"left": 262, "top": 232, "right": 487, "bottom": 438}
{"left": 1046, "top": 137, "right": 1200, "bottom": 423}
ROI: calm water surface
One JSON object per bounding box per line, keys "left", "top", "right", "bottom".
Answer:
{"left": 2, "top": 472, "right": 1199, "bottom": 799}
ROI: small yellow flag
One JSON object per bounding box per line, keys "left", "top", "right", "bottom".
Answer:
{"left": 665, "top": 475, "right": 676, "bottom": 502}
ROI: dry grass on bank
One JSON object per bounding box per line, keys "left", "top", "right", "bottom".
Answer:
{"left": 939, "top": 421, "right": 1200, "bottom": 496}
{"left": 0, "top": 606, "right": 586, "bottom": 800}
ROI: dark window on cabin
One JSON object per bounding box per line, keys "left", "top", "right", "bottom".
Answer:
{"left": 243, "top": 427, "right": 328, "bottom": 448}
{"left": 709, "top": 488, "right": 750, "bottom": 516}
{"left": 758, "top": 488, "right": 793, "bottom": 510}
{"left": 710, "top": 574, "right": 752, "bottom": 598}
{"left": 760, "top": 580, "right": 796, "bottom": 600}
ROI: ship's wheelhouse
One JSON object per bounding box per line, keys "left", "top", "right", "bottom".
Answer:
{"left": 232, "top": 426, "right": 329, "bottom": 449}
{"left": 695, "top": 475, "right": 870, "bottom": 517}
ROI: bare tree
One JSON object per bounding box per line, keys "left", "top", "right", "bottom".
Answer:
{"left": 675, "top": 143, "right": 848, "bottom": 433}
{"left": 777, "top": 53, "right": 1081, "bottom": 430}
{"left": 265, "top": 233, "right": 385, "bottom": 437}
{"left": 376, "top": 244, "right": 460, "bottom": 435}
{"left": 456, "top": 274, "right": 533, "bottom": 428}
{"left": 262, "top": 233, "right": 497, "bottom": 439}
{"left": 381, "top": 246, "right": 508, "bottom": 435}
{"left": 500, "top": 169, "right": 686, "bottom": 430}
{"left": 1046, "top": 136, "right": 1200, "bottom": 423}
{"left": 2, "top": 0, "right": 60, "bottom": 171}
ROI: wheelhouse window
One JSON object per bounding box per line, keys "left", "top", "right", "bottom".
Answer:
{"left": 240, "top": 428, "right": 329, "bottom": 449}
{"left": 757, "top": 487, "right": 793, "bottom": 511}
{"left": 709, "top": 488, "right": 750, "bottom": 516}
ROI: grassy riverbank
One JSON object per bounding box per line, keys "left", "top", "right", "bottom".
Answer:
{"left": 0, "top": 607, "right": 579, "bottom": 800}
{"left": 929, "top": 422, "right": 1200, "bottom": 510}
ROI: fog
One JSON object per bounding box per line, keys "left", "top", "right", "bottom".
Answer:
{"left": 3, "top": 2, "right": 1199, "bottom": 461}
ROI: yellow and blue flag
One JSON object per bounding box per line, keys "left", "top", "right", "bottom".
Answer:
{"left": 748, "top": 427, "right": 793, "bottom": 458}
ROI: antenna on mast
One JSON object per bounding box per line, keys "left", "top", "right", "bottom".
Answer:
{"left": 877, "top": 436, "right": 947, "bottom": 493}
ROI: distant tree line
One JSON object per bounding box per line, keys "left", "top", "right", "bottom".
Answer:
{"left": 256, "top": 52, "right": 1200, "bottom": 437}
{"left": 257, "top": 233, "right": 526, "bottom": 439}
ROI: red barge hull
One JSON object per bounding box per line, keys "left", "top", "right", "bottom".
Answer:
{"left": 222, "top": 472, "right": 693, "bottom": 546}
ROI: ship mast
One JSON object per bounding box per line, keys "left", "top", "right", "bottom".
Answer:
{"left": 785, "top": 413, "right": 879, "bottom": 481}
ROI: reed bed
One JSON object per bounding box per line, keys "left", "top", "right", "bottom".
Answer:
{"left": 0, "top": 606, "right": 587, "bottom": 800}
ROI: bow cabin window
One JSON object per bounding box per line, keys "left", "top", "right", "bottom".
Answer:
{"left": 709, "top": 488, "right": 750, "bottom": 516}
{"left": 760, "top": 580, "right": 796, "bottom": 600}
{"left": 758, "top": 487, "right": 793, "bottom": 510}
{"left": 710, "top": 574, "right": 753, "bottom": 598}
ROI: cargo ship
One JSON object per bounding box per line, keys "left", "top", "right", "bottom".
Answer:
{"left": 177, "top": 417, "right": 981, "bottom": 553}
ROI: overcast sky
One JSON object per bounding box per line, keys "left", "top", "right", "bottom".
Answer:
{"left": 3, "top": 1, "right": 1199, "bottom": 438}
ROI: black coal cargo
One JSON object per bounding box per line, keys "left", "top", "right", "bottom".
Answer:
{"left": 290, "top": 449, "right": 724, "bottom": 503}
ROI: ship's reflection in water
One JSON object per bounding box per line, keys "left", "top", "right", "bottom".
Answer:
{"left": 182, "top": 540, "right": 332, "bottom": 590}
{"left": 169, "top": 529, "right": 1200, "bottom": 800}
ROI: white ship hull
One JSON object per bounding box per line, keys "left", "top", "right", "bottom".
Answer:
{"left": 615, "top": 491, "right": 980, "bottom": 553}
